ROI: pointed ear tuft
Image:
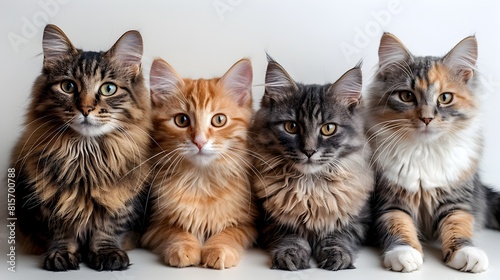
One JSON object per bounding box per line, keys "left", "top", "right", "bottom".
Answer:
{"left": 149, "top": 58, "right": 184, "bottom": 106}
{"left": 42, "top": 24, "right": 76, "bottom": 67}
{"left": 219, "top": 58, "right": 253, "bottom": 107}
{"left": 378, "top": 32, "right": 412, "bottom": 71}
{"left": 443, "top": 36, "right": 478, "bottom": 82}
{"left": 328, "top": 66, "right": 362, "bottom": 108}
{"left": 264, "top": 56, "right": 298, "bottom": 91}
{"left": 110, "top": 30, "right": 143, "bottom": 75}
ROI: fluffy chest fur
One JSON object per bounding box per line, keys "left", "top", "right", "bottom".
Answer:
{"left": 373, "top": 123, "right": 482, "bottom": 192}
{"left": 254, "top": 152, "right": 373, "bottom": 236}
{"left": 151, "top": 163, "right": 255, "bottom": 241}
{"left": 18, "top": 129, "right": 149, "bottom": 231}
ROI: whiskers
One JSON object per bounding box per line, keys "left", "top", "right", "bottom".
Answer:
{"left": 365, "top": 119, "right": 411, "bottom": 169}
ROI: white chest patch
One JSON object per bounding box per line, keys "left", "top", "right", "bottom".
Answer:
{"left": 374, "top": 125, "right": 481, "bottom": 192}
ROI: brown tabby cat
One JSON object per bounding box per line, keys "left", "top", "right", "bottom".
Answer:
{"left": 12, "top": 24, "right": 151, "bottom": 271}
{"left": 141, "top": 57, "right": 257, "bottom": 269}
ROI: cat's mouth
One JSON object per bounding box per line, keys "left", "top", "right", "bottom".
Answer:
{"left": 293, "top": 162, "right": 324, "bottom": 174}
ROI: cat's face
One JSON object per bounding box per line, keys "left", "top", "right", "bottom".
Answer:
{"left": 150, "top": 58, "right": 253, "bottom": 167}
{"left": 254, "top": 57, "right": 363, "bottom": 174}
{"left": 367, "top": 33, "right": 479, "bottom": 142}
{"left": 37, "top": 25, "right": 145, "bottom": 137}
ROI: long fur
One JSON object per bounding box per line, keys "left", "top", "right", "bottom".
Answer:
{"left": 251, "top": 58, "right": 373, "bottom": 271}
{"left": 12, "top": 24, "right": 151, "bottom": 271}
{"left": 366, "top": 33, "right": 499, "bottom": 273}
{"left": 141, "top": 58, "right": 257, "bottom": 270}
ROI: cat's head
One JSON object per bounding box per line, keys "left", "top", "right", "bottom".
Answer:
{"left": 150, "top": 58, "right": 253, "bottom": 167}
{"left": 34, "top": 24, "right": 148, "bottom": 137}
{"left": 367, "top": 33, "right": 479, "bottom": 141}
{"left": 253, "top": 56, "right": 364, "bottom": 175}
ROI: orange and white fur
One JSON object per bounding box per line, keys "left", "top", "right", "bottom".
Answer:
{"left": 141, "top": 58, "right": 257, "bottom": 269}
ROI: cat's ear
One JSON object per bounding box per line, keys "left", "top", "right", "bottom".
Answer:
{"left": 149, "top": 58, "right": 184, "bottom": 106}
{"left": 42, "top": 24, "right": 77, "bottom": 68}
{"left": 219, "top": 58, "right": 253, "bottom": 107}
{"left": 262, "top": 55, "right": 298, "bottom": 107}
{"left": 443, "top": 36, "right": 477, "bottom": 82}
{"left": 378, "top": 32, "right": 412, "bottom": 71}
{"left": 327, "top": 65, "right": 362, "bottom": 109}
{"left": 265, "top": 54, "right": 298, "bottom": 91}
{"left": 109, "top": 30, "right": 143, "bottom": 76}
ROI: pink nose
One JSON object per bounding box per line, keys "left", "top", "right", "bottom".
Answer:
{"left": 194, "top": 139, "right": 207, "bottom": 150}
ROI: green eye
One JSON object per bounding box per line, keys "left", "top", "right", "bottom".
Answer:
{"left": 174, "top": 114, "right": 190, "bottom": 128}
{"left": 211, "top": 114, "right": 227, "bottom": 127}
{"left": 399, "top": 91, "right": 415, "bottom": 102}
{"left": 99, "top": 82, "right": 117, "bottom": 96}
{"left": 321, "top": 123, "right": 337, "bottom": 136}
{"left": 438, "top": 92, "right": 453, "bottom": 105}
{"left": 61, "top": 80, "right": 76, "bottom": 93}
{"left": 284, "top": 121, "right": 298, "bottom": 134}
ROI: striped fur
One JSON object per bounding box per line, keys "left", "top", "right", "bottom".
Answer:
{"left": 366, "top": 33, "right": 499, "bottom": 273}
{"left": 251, "top": 57, "right": 373, "bottom": 271}
{"left": 12, "top": 25, "right": 151, "bottom": 271}
{"left": 141, "top": 58, "right": 257, "bottom": 270}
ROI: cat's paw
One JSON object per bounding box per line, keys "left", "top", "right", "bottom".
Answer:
{"left": 87, "top": 248, "right": 130, "bottom": 271}
{"left": 43, "top": 249, "right": 80, "bottom": 271}
{"left": 446, "top": 246, "right": 488, "bottom": 273}
{"left": 271, "top": 245, "right": 311, "bottom": 271}
{"left": 383, "top": 245, "right": 423, "bottom": 272}
{"left": 165, "top": 243, "right": 201, "bottom": 268}
{"left": 315, "top": 245, "right": 355, "bottom": 271}
{"left": 201, "top": 244, "right": 240, "bottom": 269}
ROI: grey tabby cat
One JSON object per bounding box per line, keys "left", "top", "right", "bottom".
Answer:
{"left": 251, "top": 56, "right": 373, "bottom": 271}
{"left": 366, "top": 33, "right": 500, "bottom": 273}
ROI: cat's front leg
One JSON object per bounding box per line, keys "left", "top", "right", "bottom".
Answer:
{"left": 43, "top": 229, "right": 80, "bottom": 271}
{"left": 313, "top": 234, "right": 357, "bottom": 270}
{"left": 162, "top": 227, "right": 202, "bottom": 268}
{"left": 438, "top": 210, "right": 488, "bottom": 273}
{"left": 266, "top": 234, "right": 312, "bottom": 271}
{"left": 201, "top": 225, "right": 256, "bottom": 269}
{"left": 87, "top": 227, "right": 130, "bottom": 271}
{"left": 377, "top": 210, "right": 423, "bottom": 272}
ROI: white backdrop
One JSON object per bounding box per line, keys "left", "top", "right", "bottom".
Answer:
{"left": 1, "top": 0, "right": 500, "bottom": 279}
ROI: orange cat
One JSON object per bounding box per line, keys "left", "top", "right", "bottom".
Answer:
{"left": 141, "top": 58, "right": 257, "bottom": 269}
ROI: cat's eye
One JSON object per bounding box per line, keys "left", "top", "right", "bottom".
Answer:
{"left": 438, "top": 92, "right": 453, "bottom": 105}
{"left": 284, "top": 121, "right": 298, "bottom": 134}
{"left": 60, "top": 80, "right": 76, "bottom": 93}
{"left": 174, "top": 114, "right": 190, "bottom": 128}
{"left": 320, "top": 123, "right": 337, "bottom": 136}
{"left": 399, "top": 91, "right": 415, "bottom": 103}
{"left": 99, "top": 82, "right": 117, "bottom": 96}
{"left": 211, "top": 114, "right": 227, "bottom": 127}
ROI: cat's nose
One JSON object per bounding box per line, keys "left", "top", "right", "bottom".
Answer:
{"left": 420, "top": 117, "right": 434, "bottom": 125}
{"left": 80, "top": 106, "right": 95, "bottom": 117}
{"left": 304, "top": 149, "right": 317, "bottom": 158}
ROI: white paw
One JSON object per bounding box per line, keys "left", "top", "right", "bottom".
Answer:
{"left": 446, "top": 246, "right": 488, "bottom": 273}
{"left": 383, "top": 245, "right": 423, "bottom": 272}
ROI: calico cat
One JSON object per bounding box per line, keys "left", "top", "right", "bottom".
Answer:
{"left": 251, "top": 56, "right": 373, "bottom": 271}
{"left": 141, "top": 57, "right": 257, "bottom": 269}
{"left": 12, "top": 24, "right": 151, "bottom": 271}
{"left": 366, "top": 33, "right": 500, "bottom": 273}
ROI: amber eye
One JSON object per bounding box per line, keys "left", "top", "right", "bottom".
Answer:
{"left": 438, "top": 92, "right": 453, "bottom": 105}
{"left": 320, "top": 123, "right": 337, "bottom": 136}
{"left": 99, "top": 82, "right": 117, "bottom": 96}
{"left": 211, "top": 114, "right": 227, "bottom": 127}
{"left": 61, "top": 80, "right": 76, "bottom": 93}
{"left": 174, "top": 114, "right": 190, "bottom": 127}
{"left": 399, "top": 91, "right": 415, "bottom": 102}
{"left": 284, "top": 121, "right": 298, "bottom": 134}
